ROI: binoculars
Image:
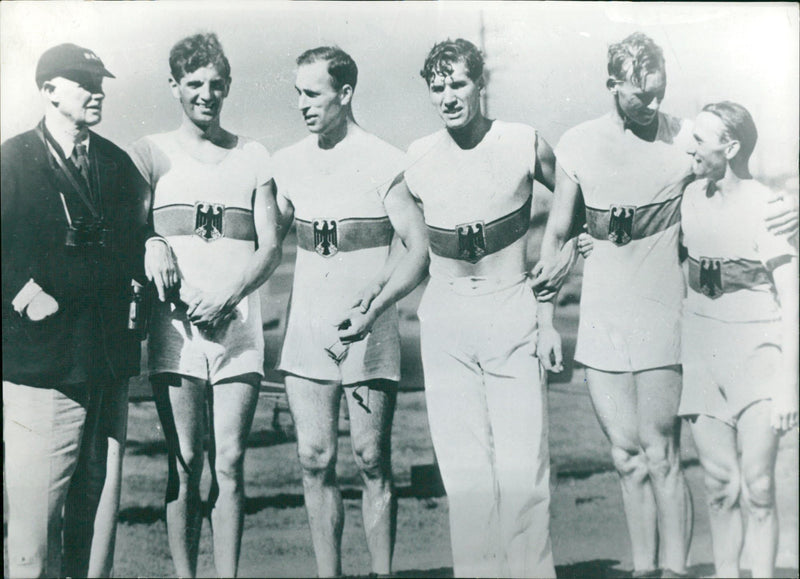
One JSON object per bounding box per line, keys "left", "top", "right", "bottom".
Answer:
{"left": 127, "top": 280, "right": 149, "bottom": 338}
{"left": 65, "top": 219, "right": 111, "bottom": 248}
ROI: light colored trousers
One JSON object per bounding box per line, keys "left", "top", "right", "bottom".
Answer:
{"left": 3, "top": 379, "right": 128, "bottom": 579}
{"left": 418, "top": 277, "right": 556, "bottom": 578}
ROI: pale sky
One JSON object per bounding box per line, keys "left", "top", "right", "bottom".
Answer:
{"left": 2, "top": 1, "right": 798, "bottom": 179}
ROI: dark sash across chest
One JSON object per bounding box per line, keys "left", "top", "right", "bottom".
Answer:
{"left": 586, "top": 195, "right": 682, "bottom": 246}
{"left": 687, "top": 255, "right": 771, "bottom": 299}
{"left": 295, "top": 216, "right": 393, "bottom": 257}
{"left": 426, "top": 195, "right": 531, "bottom": 264}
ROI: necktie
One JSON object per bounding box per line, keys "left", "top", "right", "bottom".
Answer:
{"left": 71, "top": 143, "right": 90, "bottom": 186}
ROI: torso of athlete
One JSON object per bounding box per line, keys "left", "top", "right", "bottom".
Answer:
{"left": 130, "top": 131, "right": 271, "bottom": 291}
{"left": 556, "top": 111, "right": 694, "bottom": 371}
{"left": 128, "top": 131, "right": 271, "bottom": 380}
{"left": 404, "top": 120, "right": 538, "bottom": 281}
{"left": 681, "top": 178, "right": 795, "bottom": 323}
{"left": 273, "top": 128, "right": 404, "bottom": 383}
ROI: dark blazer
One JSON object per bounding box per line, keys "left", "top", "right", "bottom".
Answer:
{"left": 2, "top": 122, "right": 153, "bottom": 387}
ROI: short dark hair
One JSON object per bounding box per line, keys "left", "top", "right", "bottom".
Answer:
{"left": 607, "top": 32, "right": 665, "bottom": 87}
{"left": 169, "top": 32, "right": 231, "bottom": 83}
{"left": 296, "top": 46, "right": 358, "bottom": 91}
{"left": 702, "top": 101, "right": 758, "bottom": 167}
{"left": 420, "top": 38, "right": 484, "bottom": 85}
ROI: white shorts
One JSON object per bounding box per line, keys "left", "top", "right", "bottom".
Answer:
{"left": 575, "top": 297, "right": 682, "bottom": 372}
{"left": 679, "top": 312, "right": 780, "bottom": 426}
{"left": 278, "top": 302, "right": 400, "bottom": 386}
{"left": 148, "top": 291, "right": 264, "bottom": 384}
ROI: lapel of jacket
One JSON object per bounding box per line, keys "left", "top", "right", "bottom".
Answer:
{"left": 89, "top": 132, "right": 120, "bottom": 217}
{"left": 35, "top": 122, "right": 102, "bottom": 219}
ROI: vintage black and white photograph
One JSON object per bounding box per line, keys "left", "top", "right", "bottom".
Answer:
{"left": 2, "top": 1, "right": 798, "bottom": 578}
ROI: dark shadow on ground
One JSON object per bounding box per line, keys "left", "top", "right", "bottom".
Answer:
{"left": 126, "top": 426, "right": 338, "bottom": 456}
{"left": 118, "top": 505, "right": 164, "bottom": 525}
{"left": 119, "top": 489, "right": 445, "bottom": 524}
{"left": 556, "top": 457, "right": 701, "bottom": 481}
{"left": 555, "top": 559, "right": 626, "bottom": 578}
{"left": 394, "top": 567, "right": 453, "bottom": 578}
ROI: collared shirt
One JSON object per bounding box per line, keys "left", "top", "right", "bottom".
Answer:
{"left": 44, "top": 116, "right": 90, "bottom": 160}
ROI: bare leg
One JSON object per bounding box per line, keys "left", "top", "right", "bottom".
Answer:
{"left": 585, "top": 368, "right": 658, "bottom": 574}
{"left": 738, "top": 401, "right": 780, "bottom": 578}
{"left": 153, "top": 374, "right": 207, "bottom": 578}
{"left": 635, "top": 366, "right": 692, "bottom": 574}
{"left": 285, "top": 374, "right": 343, "bottom": 578}
{"left": 344, "top": 380, "right": 397, "bottom": 575}
{"left": 207, "top": 375, "right": 260, "bottom": 577}
{"left": 64, "top": 381, "right": 130, "bottom": 578}
{"left": 689, "top": 415, "right": 742, "bottom": 578}
{"left": 86, "top": 380, "right": 130, "bottom": 577}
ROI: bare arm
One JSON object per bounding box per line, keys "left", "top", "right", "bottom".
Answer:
{"left": 771, "top": 256, "right": 799, "bottom": 433}
{"left": 535, "top": 163, "right": 581, "bottom": 372}
{"left": 350, "top": 218, "right": 408, "bottom": 314}
{"left": 186, "top": 180, "right": 283, "bottom": 328}
{"left": 337, "top": 175, "right": 430, "bottom": 344}
{"left": 765, "top": 190, "right": 799, "bottom": 237}
{"left": 533, "top": 133, "right": 556, "bottom": 192}
{"left": 529, "top": 134, "right": 580, "bottom": 300}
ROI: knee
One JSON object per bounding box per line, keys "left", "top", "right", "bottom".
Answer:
{"left": 171, "top": 446, "right": 203, "bottom": 487}
{"left": 297, "top": 442, "right": 336, "bottom": 477}
{"left": 352, "top": 442, "right": 388, "bottom": 480}
{"left": 641, "top": 439, "right": 678, "bottom": 480}
{"left": 214, "top": 442, "right": 246, "bottom": 484}
{"left": 742, "top": 471, "right": 775, "bottom": 517}
{"left": 704, "top": 469, "right": 740, "bottom": 513}
{"left": 610, "top": 445, "right": 648, "bottom": 481}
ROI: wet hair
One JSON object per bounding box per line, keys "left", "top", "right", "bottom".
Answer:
{"left": 169, "top": 32, "right": 231, "bottom": 83}
{"left": 702, "top": 101, "right": 758, "bottom": 168}
{"left": 296, "top": 46, "right": 358, "bottom": 91}
{"left": 420, "top": 38, "right": 484, "bottom": 85}
{"left": 607, "top": 32, "right": 665, "bottom": 87}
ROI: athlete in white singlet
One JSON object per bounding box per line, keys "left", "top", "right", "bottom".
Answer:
{"left": 272, "top": 47, "right": 428, "bottom": 578}
{"left": 129, "top": 33, "right": 282, "bottom": 578}
{"left": 386, "top": 39, "right": 571, "bottom": 579}
{"left": 538, "top": 33, "right": 693, "bottom": 578}
{"left": 679, "top": 102, "right": 797, "bottom": 579}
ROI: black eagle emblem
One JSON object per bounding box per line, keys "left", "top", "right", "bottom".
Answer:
{"left": 608, "top": 204, "right": 635, "bottom": 246}
{"left": 699, "top": 257, "right": 723, "bottom": 299}
{"left": 313, "top": 219, "right": 338, "bottom": 257}
{"left": 456, "top": 221, "right": 486, "bottom": 263}
{"left": 195, "top": 202, "right": 224, "bottom": 241}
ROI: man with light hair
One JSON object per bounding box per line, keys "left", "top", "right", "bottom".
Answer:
{"left": 539, "top": 32, "right": 695, "bottom": 578}
{"left": 2, "top": 42, "right": 173, "bottom": 578}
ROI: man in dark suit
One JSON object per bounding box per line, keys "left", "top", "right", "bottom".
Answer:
{"left": 1, "top": 43, "right": 174, "bottom": 578}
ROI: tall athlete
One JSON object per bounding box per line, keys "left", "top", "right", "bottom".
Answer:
{"left": 129, "top": 33, "right": 281, "bottom": 578}
{"left": 679, "top": 102, "right": 797, "bottom": 578}
{"left": 272, "top": 47, "right": 428, "bottom": 578}
{"left": 538, "top": 33, "right": 693, "bottom": 578}
{"left": 382, "top": 38, "right": 573, "bottom": 578}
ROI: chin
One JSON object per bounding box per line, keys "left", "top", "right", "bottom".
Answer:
{"left": 443, "top": 118, "right": 466, "bottom": 130}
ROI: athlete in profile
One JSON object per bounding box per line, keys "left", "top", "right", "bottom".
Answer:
{"left": 271, "top": 46, "right": 429, "bottom": 578}
{"left": 678, "top": 102, "right": 797, "bottom": 578}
